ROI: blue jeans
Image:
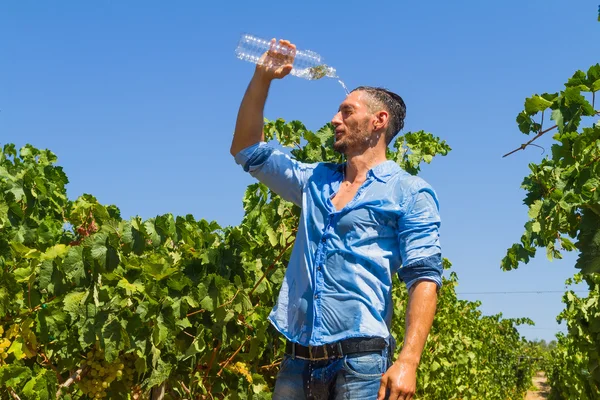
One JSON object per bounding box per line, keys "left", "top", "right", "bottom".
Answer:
{"left": 273, "top": 348, "right": 391, "bottom": 399}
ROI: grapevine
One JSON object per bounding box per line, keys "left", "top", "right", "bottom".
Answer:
{"left": 503, "top": 62, "right": 600, "bottom": 398}
{"left": 0, "top": 123, "right": 534, "bottom": 399}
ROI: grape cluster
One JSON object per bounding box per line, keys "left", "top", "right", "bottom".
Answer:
{"left": 0, "top": 338, "right": 10, "bottom": 361}
{"left": 77, "top": 346, "right": 134, "bottom": 399}
{"left": 70, "top": 218, "right": 99, "bottom": 246}
{"left": 0, "top": 327, "right": 10, "bottom": 362}
{"left": 121, "top": 352, "right": 137, "bottom": 390}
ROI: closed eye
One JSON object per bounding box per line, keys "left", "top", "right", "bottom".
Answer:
{"left": 339, "top": 105, "right": 353, "bottom": 116}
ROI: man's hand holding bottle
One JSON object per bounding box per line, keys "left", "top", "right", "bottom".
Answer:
{"left": 255, "top": 39, "right": 296, "bottom": 82}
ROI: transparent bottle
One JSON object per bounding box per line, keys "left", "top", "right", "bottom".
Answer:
{"left": 235, "top": 34, "right": 337, "bottom": 80}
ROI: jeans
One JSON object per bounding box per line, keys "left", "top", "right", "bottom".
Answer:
{"left": 272, "top": 348, "right": 391, "bottom": 400}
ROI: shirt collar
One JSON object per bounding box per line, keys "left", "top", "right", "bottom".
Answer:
{"left": 369, "top": 160, "right": 400, "bottom": 182}
{"left": 336, "top": 160, "right": 400, "bottom": 183}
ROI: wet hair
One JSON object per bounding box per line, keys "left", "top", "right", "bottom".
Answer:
{"left": 351, "top": 86, "right": 406, "bottom": 145}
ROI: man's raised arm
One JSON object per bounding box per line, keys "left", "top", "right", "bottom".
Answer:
{"left": 230, "top": 39, "right": 295, "bottom": 157}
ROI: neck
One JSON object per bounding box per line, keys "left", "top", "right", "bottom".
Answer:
{"left": 344, "top": 146, "right": 387, "bottom": 183}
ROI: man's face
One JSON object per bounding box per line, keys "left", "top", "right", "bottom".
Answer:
{"left": 331, "top": 91, "right": 377, "bottom": 154}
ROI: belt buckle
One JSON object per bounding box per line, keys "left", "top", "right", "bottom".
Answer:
{"left": 308, "top": 344, "right": 328, "bottom": 360}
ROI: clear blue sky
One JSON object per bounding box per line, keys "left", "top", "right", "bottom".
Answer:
{"left": 2, "top": 1, "right": 599, "bottom": 342}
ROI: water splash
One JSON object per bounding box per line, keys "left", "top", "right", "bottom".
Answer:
{"left": 337, "top": 79, "right": 349, "bottom": 95}
{"left": 296, "top": 63, "right": 349, "bottom": 95}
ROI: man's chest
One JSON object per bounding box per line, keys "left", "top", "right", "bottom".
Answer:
{"left": 330, "top": 181, "right": 363, "bottom": 211}
{"left": 306, "top": 187, "right": 401, "bottom": 240}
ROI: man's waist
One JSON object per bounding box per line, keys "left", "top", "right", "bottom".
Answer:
{"left": 285, "top": 337, "right": 387, "bottom": 360}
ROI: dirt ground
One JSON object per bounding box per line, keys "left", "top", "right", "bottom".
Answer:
{"left": 525, "top": 372, "right": 550, "bottom": 400}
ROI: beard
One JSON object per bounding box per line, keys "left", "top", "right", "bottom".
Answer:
{"left": 333, "top": 128, "right": 374, "bottom": 155}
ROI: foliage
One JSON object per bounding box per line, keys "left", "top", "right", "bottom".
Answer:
{"left": 546, "top": 277, "right": 600, "bottom": 399}
{"left": 503, "top": 64, "right": 600, "bottom": 397}
{"left": 502, "top": 64, "right": 600, "bottom": 270}
{"left": 0, "top": 122, "right": 532, "bottom": 399}
{"left": 395, "top": 270, "right": 535, "bottom": 399}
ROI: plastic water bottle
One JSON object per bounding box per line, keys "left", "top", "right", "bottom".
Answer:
{"left": 235, "top": 34, "right": 337, "bottom": 80}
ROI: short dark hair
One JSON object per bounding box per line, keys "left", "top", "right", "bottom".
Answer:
{"left": 351, "top": 86, "right": 406, "bottom": 145}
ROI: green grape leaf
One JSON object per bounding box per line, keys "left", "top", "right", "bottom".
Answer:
{"left": 524, "top": 95, "right": 554, "bottom": 114}
{"left": 63, "top": 246, "right": 86, "bottom": 284}
{"left": 22, "top": 368, "right": 58, "bottom": 399}
{"left": 152, "top": 316, "right": 169, "bottom": 347}
{"left": 102, "top": 318, "right": 127, "bottom": 363}
{"left": 63, "top": 291, "right": 87, "bottom": 320}
{"left": 0, "top": 364, "right": 32, "bottom": 388}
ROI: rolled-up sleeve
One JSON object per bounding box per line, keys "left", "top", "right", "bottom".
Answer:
{"left": 234, "top": 142, "right": 316, "bottom": 207}
{"left": 397, "top": 181, "right": 443, "bottom": 290}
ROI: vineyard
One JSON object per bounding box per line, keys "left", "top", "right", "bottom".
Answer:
{"left": 0, "top": 118, "right": 539, "bottom": 399}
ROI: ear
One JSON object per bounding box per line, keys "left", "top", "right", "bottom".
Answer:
{"left": 373, "top": 110, "right": 389, "bottom": 131}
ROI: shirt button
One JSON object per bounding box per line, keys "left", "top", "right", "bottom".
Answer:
{"left": 317, "top": 266, "right": 322, "bottom": 271}
{"left": 314, "top": 294, "right": 319, "bottom": 299}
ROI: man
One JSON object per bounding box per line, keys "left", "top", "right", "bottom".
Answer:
{"left": 230, "top": 39, "right": 442, "bottom": 400}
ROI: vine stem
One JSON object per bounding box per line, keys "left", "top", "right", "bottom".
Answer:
{"left": 503, "top": 110, "right": 600, "bottom": 158}
{"left": 197, "top": 340, "right": 221, "bottom": 396}
{"left": 203, "top": 341, "right": 220, "bottom": 378}
{"left": 259, "top": 358, "right": 282, "bottom": 370}
{"left": 217, "top": 288, "right": 242, "bottom": 309}
{"left": 9, "top": 388, "right": 21, "bottom": 400}
{"left": 249, "top": 240, "right": 295, "bottom": 297}
{"left": 179, "top": 381, "right": 191, "bottom": 396}
{"left": 502, "top": 124, "right": 558, "bottom": 158}
{"left": 217, "top": 336, "right": 251, "bottom": 377}
{"left": 186, "top": 308, "right": 205, "bottom": 318}
{"left": 150, "top": 383, "right": 165, "bottom": 400}
{"left": 56, "top": 364, "right": 88, "bottom": 399}
{"left": 39, "top": 350, "right": 63, "bottom": 383}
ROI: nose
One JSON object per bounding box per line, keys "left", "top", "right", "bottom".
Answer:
{"left": 331, "top": 111, "right": 342, "bottom": 127}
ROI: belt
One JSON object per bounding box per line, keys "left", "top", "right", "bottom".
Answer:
{"left": 285, "top": 337, "right": 387, "bottom": 360}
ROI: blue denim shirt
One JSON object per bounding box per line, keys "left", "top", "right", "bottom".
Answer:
{"left": 235, "top": 142, "right": 443, "bottom": 346}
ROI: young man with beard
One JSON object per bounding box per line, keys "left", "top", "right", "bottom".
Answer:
{"left": 230, "top": 39, "right": 442, "bottom": 400}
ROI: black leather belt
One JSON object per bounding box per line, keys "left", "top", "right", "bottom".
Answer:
{"left": 285, "top": 337, "right": 387, "bottom": 360}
